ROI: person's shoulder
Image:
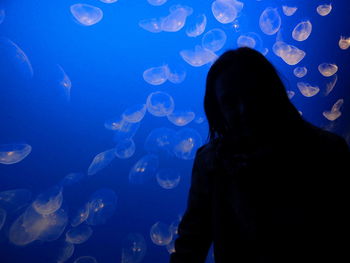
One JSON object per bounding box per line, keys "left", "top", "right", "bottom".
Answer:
{"left": 194, "top": 138, "right": 219, "bottom": 166}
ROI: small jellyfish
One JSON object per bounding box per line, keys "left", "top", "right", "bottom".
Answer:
{"left": 323, "top": 99, "right": 343, "bottom": 121}
{"left": 339, "top": 36, "right": 350, "bottom": 50}
{"left": 100, "top": 0, "right": 118, "bottom": 3}
{"left": 57, "top": 64, "right": 72, "bottom": 102}
{"left": 32, "top": 186, "right": 63, "bottom": 215}
{"left": 71, "top": 203, "right": 90, "bottom": 227}
{"left": 156, "top": 168, "right": 181, "bottom": 189}
{"left": 0, "top": 9, "right": 5, "bottom": 24}
{"left": 317, "top": 4, "right": 332, "bottom": 16}
{"left": 138, "top": 18, "right": 162, "bottom": 33}
{"left": 87, "top": 149, "right": 116, "bottom": 176}
{"left": 112, "top": 120, "right": 140, "bottom": 143}
{"left": 161, "top": 5, "right": 193, "bottom": 32}
{"left": 282, "top": 6, "right": 297, "bottom": 16}
{"left": 292, "top": 20, "right": 312, "bottom": 41}
{"left": 180, "top": 45, "right": 218, "bottom": 67}
{"left": 287, "top": 90, "right": 295, "bottom": 99}
{"left": 237, "top": 32, "right": 263, "bottom": 51}
{"left": 293, "top": 67, "right": 308, "bottom": 78}
{"left": 0, "top": 208, "right": 6, "bottom": 231}
{"left": 202, "top": 28, "right": 227, "bottom": 52}
{"left": 60, "top": 172, "right": 85, "bottom": 187}
{"left": 166, "top": 240, "right": 176, "bottom": 254}
{"left": 144, "top": 127, "right": 177, "bottom": 156}
{"left": 74, "top": 256, "right": 98, "bottom": 263}
{"left": 86, "top": 188, "right": 118, "bottom": 226}
{"left": 147, "top": 0, "right": 168, "bottom": 6}
{"left": 55, "top": 241, "right": 75, "bottom": 263}
{"left": 129, "top": 154, "right": 159, "bottom": 184}
{"left": 121, "top": 233, "right": 147, "bottom": 263}
{"left": 211, "top": 0, "right": 244, "bottom": 24}
{"left": 297, "top": 82, "right": 320, "bottom": 97}
{"left": 122, "top": 104, "right": 147, "bottom": 123}
{"left": 273, "top": 41, "right": 306, "bottom": 66}
{"left": 173, "top": 128, "right": 203, "bottom": 160}
{"left": 0, "top": 188, "right": 32, "bottom": 212}
{"left": 146, "top": 91, "right": 175, "bottom": 117}
{"left": 66, "top": 225, "right": 93, "bottom": 244}
{"left": 169, "top": 216, "right": 181, "bottom": 235}
{"left": 318, "top": 63, "right": 338, "bottom": 77}
{"left": 259, "top": 7, "right": 281, "bottom": 35}
{"left": 186, "top": 14, "right": 207, "bottom": 37}
{"left": 150, "top": 221, "right": 173, "bottom": 246}
{"left": 114, "top": 138, "right": 136, "bottom": 159}
{"left": 325, "top": 74, "right": 338, "bottom": 96}
{"left": 70, "top": 4, "right": 103, "bottom": 26}
{"left": 166, "top": 64, "right": 186, "bottom": 84}
{"left": 0, "top": 143, "right": 32, "bottom": 165}
{"left": 167, "top": 110, "right": 195, "bottom": 126}
{"left": 143, "top": 65, "right": 169, "bottom": 85}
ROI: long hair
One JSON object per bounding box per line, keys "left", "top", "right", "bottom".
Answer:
{"left": 204, "top": 47, "right": 304, "bottom": 143}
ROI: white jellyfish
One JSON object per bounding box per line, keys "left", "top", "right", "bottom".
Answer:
{"left": 180, "top": 45, "right": 218, "bottom": 67}
{"left": 32, "top": 186, "right": 63, "bottom": 215}
{"left": 202, "top": 28, "right": 227, "bottom": 52}
{"left": 138, "top": 18, "right": 163, "bottom": 33}
{"left": 100, "top": 0, "right": 118, "bottom": 3}
{"left": 70, "top": 4, "right": 103, "bottom": 26}
{"left": 317, "top": 4, "right": 332, "bottom": 16}
{"left": 211, "top": 0, "right": 244, "bottom": 24}
{"left": 0, "top": 143, "right": 32, "bottom": 165}
{"left": 121, "top": 233, "right": 147, "bottom": 263}
{"left": 293, "top": 67, "right": 308, "bottom": 78}
{"left": 166, "top": 64, "right": 187, "bottom": 84}
{"left": 144, "top": 127, "right": 177, "bottom": 156}
{"left": 57, "top": 64, "right": 72, "bottom": 102}
{"left": 339, "top": 36, "right": 350, "bottom": 50}
{"left": 146, "top": 91, "right": 175, "bottom": 117}
{"left": 237, "top": 32, "right": 263, "bottom": 51}
{"left": 273, "top": 41, "right": 306, "bottom": 66}
{"left": 55, "top": 241, "right": 75, "bottom": 263}
{"left": 259, "top": 7, "right": 281, "bottom": 35}
{"left": 287, "top": 90, "right": 295, "bottom": 99}
{"left": 114, "top": 138, "right": 136, "bottom": 159}
{"left": 318, "top": 63, "right": 338, "bottom": 77}
{"left": 166, "top": 240, "right": 176, "bottom": 254}
{"left": 87, "top": 149, "right": 116, "bottom": 176}
{"left": 282, "top": 6, "right": 297, "bottom": 16}
{"left": 66, "top": 225, "right": 93, "bottom": 244}
{"left": 173, "top": 128, "right": 203, "bottom": 160}
{"left": 186, "top": 14, "right": 207, "bottom": 37}
{"left": 0, "top": 188, "right": 32, "bottom": 212}
{"left": 292, "top": 21, "right": 312, "bottom": 41}
{"left": 147, "top": 0, "right": 168, "bottom": 6}
{"left": 112, "top": 120, "right": 140, "bottom": 142}
{"left": 323, "top": 99, "right": 344, "bottom": 121}
{"left": 129, "top": 154, "right": 159, "bottom": 184}
{"left": 143, "top": 65, "right": 169, "bottom": 85}
{"left": 150, "top": 221, "right": 173, "bottom": 246}
{"left": 71, "top": 203, "right": 90, "bottom": 227}
{"left": 156, "top": 168, "right": 181, "bottom": 189}
{"left": 167, "top": 110, "right": 195, "bottom": 126}
{"left": 161, "top": 5, "right": 193, "bottom": 32}
{"left": 325, "top": 74, "right": 338, "bottom": 96}
{"left": 297, "top": 82, "right": 320, "bottom": 97}
{"left": 122, "top": 104, "right": 147, "bottom": 123}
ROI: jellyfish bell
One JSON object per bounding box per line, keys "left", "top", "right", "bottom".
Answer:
{"left": 70, "top": 4, "right": 103, "bottom": 26}
{"left": 259, "top": 7, "right": 281, "bottom": 35}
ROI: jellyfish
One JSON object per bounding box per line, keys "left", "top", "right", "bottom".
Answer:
{"left": 146, "top": 91, "right": 175, "bottom": 117}
{"left": 282, "top": 6, "right": 297, "bottom": 16}
{"left": 122, "top": 104, "right": 147, "bottom": 123}
{"left": 143, "top": 65, "right": 169, "bottom": 85}
{"left": 317, "top": 4, "right": 332, "bottom": 16}
{"left": 167, "top": 110, "right": 195, "bottom": 126}
{"left": 156, "top": 168, "right": 181, "bottom": 189}
{"left": 66, "top": 225, "right": 93, "bottom": 244}
{"left": 186, "top": 14, "right": 207, "bottom": 37}
{"left": 32, "top": 186, "right": 63, "bottom": 215}
{"left": 323, "top": 99, "right": 343, "bottom": 121}
{"left": 173, "top": 128, "right": 203, "bottom": 160}
{"left": 297, "top": 82, "right": 320, "bottom": 97}
{"left": 287, "top": 90, "right": 295, "bottom": 99}
{"left": 339, "top": 36, "right": 350, "bottom": 50}
{"left": 325, "top": 74, "right": 338, "bottom": 96}
{"left": 169, "top": 216, "right": 181, "bottom": 235}
{"left": 60, "top": 172, "right": 85, "bottom": 187}
{"left": 318, "top": 63, "right": 338, "bottom": 77}
{"left": 180, "top": 45, "right": 218, "bottom": 67}
{"left": 129, "top": 154, "right": 159, "bottom": 184}
{"left": 273, "top": 41, "right": 305, "bottom": 66}
{"left": 0, "top": 208, "right": 6, "bottom": 231}
{"left": 293, "top": 67, "right": 308, "bottom": 78}
{"left": 292, "top": 20, "right": 312, "bottom": 41}
{"left": 161, "top": 5, "right": 193, "bottom": 32}
{"left": 147, "top": 0, "right": 168, "bottom": 6}
{"left": 259, "top": 7, "right": 281, "bottom": 35}
{"left": 237, "top": 32, "right": 263, "bottom": 51}
{"left": 112, "top": 120, "right": 140, "bottom": 143}
{"left": 86, "top": 188, "right": 118, "bottom": 226}
{"left": 166, "top": 64, "right": 187, "bottom": 84}
{"left": 71, "top": 203, "right": 90, "bottom": 227}
{"left": 55, "top": 241, "right": 75, "bottom": 263}
{"left": 0, "top": 188, "right": 32, "bottom": 212}
{"left": 144, "top": 127, "right": 177, "bottom": 157}
{"left": 211, "top": 0, "right": 244, "bottom": 24}
{"left": 0, "top": 9, "right": 5, "bottom": 25}
{"left": 87, "top": 149, "right": 116, "bottom": 176}
{"left": 100, "top": 0, "right": 118, "bottom": 3}
{"left": 114, "top": 138, "right": 136, "bottom": 159}
{"left": 150, "top": 221, "right": 173, "bottom": 246}
{"left": 0, "top": 143, "right": 32, "bottom": 165}
{"left": 166, "top": 240, "right": 176, "bottom": 254}
{"left": 202, "top": 28, "right": 227, "bottom": 52}
{"left": 70, "top": 4, "right": 103, "bottom": 26}
{"left": 57, "top": 64, "right": 72, "bottom": 102}
{"left": 138, "top": 18, "right": 163, "bottom": 33}
{"left": 74, "top": 256, "right": 98, "bottom": 263}
{"left": 121, "top": 233, "right": 147, "bottom": 263}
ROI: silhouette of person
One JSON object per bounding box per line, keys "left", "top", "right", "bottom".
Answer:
{"left": 170, "top": 47, "right": 350, "bottom": 263}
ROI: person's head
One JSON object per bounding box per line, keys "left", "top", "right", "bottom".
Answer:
{"left": 204, "top": 47, "right": 303, "bottom": 142}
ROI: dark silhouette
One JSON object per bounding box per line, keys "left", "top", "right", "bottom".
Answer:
{"left": 170, "top": 48, "right": 350, "bottom": 263}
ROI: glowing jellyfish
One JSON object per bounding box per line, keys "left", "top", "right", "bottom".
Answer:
{"left": 150, "top": 221, "right": 173, "bottom": 246}
{"left": 60, "top": 172, "right": 85, "bottom": 187}
{"left": 166, "top": 64, "right": 186, "bottom": 84}
{"left": 0, "top": 208, "right": 6, "bottom": 231}
{"left": 287, "top": 90, "right": 295, "bottom": 99}
{"left": 161, "top": 5, "right": 193, "bottom": 32}
{"left": 74, "top": 256, "right": 97, "bottom": 263}
{"left": 0, "top": 144, "right": 32, "bottom": 165}
{"left": 129, "top": 154, "right": 159, "bottom": 184}
{"left": 121, "top": 233, "right": 147, "bottom": 263}
{"left": 71, "top": 203, "right": 90, "bottom": 227}
{"left": 144, "top": 127, "right": 177, "bottom": 156}
{"left": 57, "top": 64, "right": 72, "bottom": 102}
{"left": 166, "top": 240, "right": 176, "bottom": 253}
{"left": 112, "top": 120, "right": 140, "bottom": 142}
{"left": 70, "top": 4, "right": 103, "bottom": 26}
{"left": 259, "top": 7, "right": 281, "bottom": 35}
{"left": 211, "top": 0, "right": 244, "bottom": 24}
{"left": 317, "top": 4, "right": 332, "bottom": 16}
{"left": 66, "top": 225, "right": 93, "bottom": 244}
{"left": 323, "top": 99, "right": 343, "bottom": 121}
{"left": 297, "top": 82, "right": 320, "bottom": 97}
{"left": 173, "top": 128, "right": 203, "bottom": 160}
{"left": 0, "top": 189, "right": 32, "bottom": 212}
{"left": 32, "top": 186, "right": 63, "bottom": 215}
{"left": 237, "top": 32, "right": 263, "bottom": 51}
{"left": 0, "top": 37, "right": 34, "bottom": 79}
{"left": 202, "top": 28, "right": 227, "bottom": 52}
{"left": 55, "top": 241, "right": 75, "bottom": 263}
{"left": 339, "top": 36, "right": 350, "bottom": 50}
{"left": 167, "top": 110, "right": 195, "bottom": 126}
{"left": 122, "top": 104, "right": 147, "bottom": 123}
{"left": 147, "top": 0, "right": 168, "bottom": 6}
{"left": 156, "top": 168, "right": 181, "bottom": 189}
{"left": 138, "top": 18, "right": 162, "bottom": 33}
{"left": 186, "top": 14, "right": 207, "bottom": 37}
{"left": 325, "top": 74, "right": 338, "bottom": 96}
{"left": 87, "top": 149, "right": 116, "bottom": 176}
{"left": 146, "top": 91, "right": 175, "bottom": 117}
{"left": 273, "top": 41, "right": 305, "bottom": 66}
{"left": 293, "top": 67, "right": 308, "bottom": 78}
{"left": 292, "top": 21, "right": 312, "bottom": 41}
{"left": 282, "top": 6, "right": 297, "bottom": 16}
{"left": 100, "top": 0, "right": 118, "bottom": 3}
{"left": 115, "top": 138, "right": 136, "bottom": 159}
{"left": 86, "top": 188, "right": 117, "bottom": 226}
{"left": 0, "top": 9, "right": 5, "bottom": 24}
{"left": 180, "top": 45, "right": 218, "bottom": 67}
{"left": 9, "top": 213, "right": 39, "bottom": 246}
{"left": 318, "top": 63, "right": 338, "bottom": 77}
{"left": 143, "top": 65, "right": 169, "bottom": 85}
{"left": 169, "top": 216, "right": 181, "bottom": 235}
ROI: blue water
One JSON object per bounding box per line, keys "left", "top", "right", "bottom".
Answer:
{"left": 0, "top": 0, "right": 349, "bottom": 262}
